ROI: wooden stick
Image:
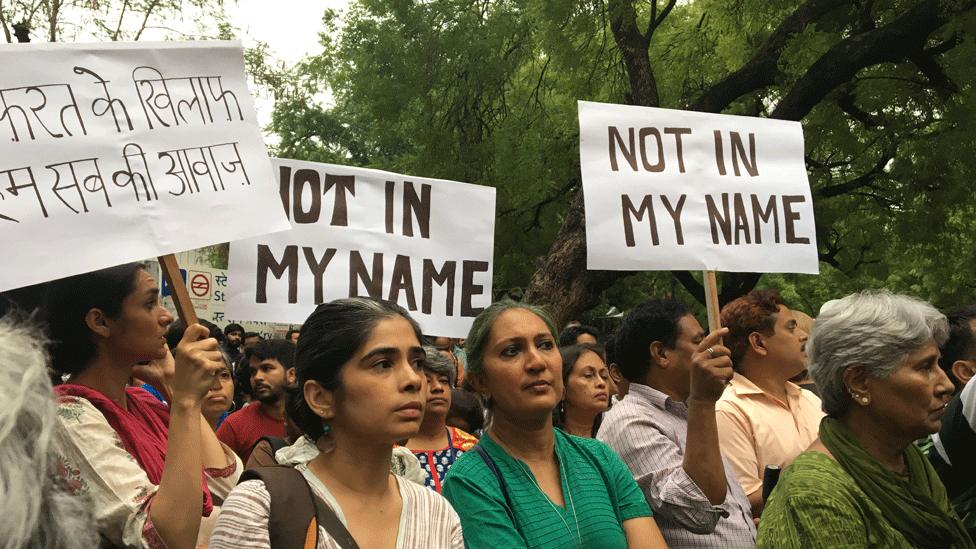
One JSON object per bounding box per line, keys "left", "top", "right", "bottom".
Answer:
{"left": 703, "top": 270, "right": 722, "bottom": 333}
{"left": 158, "top": 254, "right": 198, "bottom": 326}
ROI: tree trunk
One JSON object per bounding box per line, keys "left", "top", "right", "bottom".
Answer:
{"left": 521, "top": 191, "right": 624, "bottom": 327}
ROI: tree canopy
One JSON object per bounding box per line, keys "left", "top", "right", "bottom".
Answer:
{"left": 185, "top": 1, "right": 976, "bottom": 321}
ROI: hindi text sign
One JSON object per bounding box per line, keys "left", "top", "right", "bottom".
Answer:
{"left": 578, "top": 101, "right": 818, "bottom": 273}
{"left": 0, "top": 41, "right": 289, "bottom": 292}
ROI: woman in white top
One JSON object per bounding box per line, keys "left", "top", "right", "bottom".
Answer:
{"left": 210, "top": 298, "right": 463, "bottom": 548}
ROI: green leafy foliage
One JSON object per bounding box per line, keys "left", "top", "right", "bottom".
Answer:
{"left": 268, "top": 0, "right": 976, "bottom": 318}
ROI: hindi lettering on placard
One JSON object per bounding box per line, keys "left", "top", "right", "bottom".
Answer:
{"left": 159, "top": 142, "right": 249, "bottom": 197}
{"left": 73, "top": 66, "right": 134, "bottom": 133}
{"left": 46, "top": 157, "right": 112, "bottom": 214}
{"left": 112, "top": 143, "right": 159, "bottom": 202}
{"left": 0, "top": 166, "right": 47, "bottom": 222}
{"left": 132, "top": 66, "right": 244, "bottom": 130}
{"left": 0, "top": 84, "right": 87, "bottom": 142}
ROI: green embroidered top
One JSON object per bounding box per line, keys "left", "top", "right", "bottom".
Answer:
{"left": 442, "top": 428, "right": 651, "bottom": 549}
{"left": 759, "top": 451, "right": 919, "bottom": 548}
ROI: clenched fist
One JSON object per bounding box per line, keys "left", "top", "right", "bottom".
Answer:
{"left": 170, "top": 323, "right": 225, "bottom": 407}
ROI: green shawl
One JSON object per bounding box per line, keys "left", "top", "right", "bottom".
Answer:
{"left": 821, "top": 417, "right": 975, "bottom": 549}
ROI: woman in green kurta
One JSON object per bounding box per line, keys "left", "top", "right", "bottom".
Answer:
{"left": 442, "top": 300, "right": 666, "bottom": 549}
{"left": 758, "top": 291, "right": 974, "bottom": 549}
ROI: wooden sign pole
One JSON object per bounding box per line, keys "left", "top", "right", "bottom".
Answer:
{"left": 158, "top": 254, "right": 199, "bottom": 326}
{"left": 703, "top": 270, "right": 722, "bottom": 333}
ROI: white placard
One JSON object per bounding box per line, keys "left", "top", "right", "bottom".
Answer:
{"left": 579, "top": 100, "right": 819, "bottom": 273}
{"left": 226, "top": 159, "right": 496, "bottom": 338}
{"left": 0, "top": 41, "right": 289, "bottom": 292}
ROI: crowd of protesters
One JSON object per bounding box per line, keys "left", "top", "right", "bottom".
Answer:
{"left": 2, "top": 261, "right": 976, "bottom": 548}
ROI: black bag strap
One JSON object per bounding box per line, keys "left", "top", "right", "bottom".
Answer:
{"left": 240, "top": 465, "right": 360, "bottom": 549}
{"left": 474, "top": 445, "right": 518, "bottom": 524}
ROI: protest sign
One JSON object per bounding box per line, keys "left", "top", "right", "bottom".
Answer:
{"left": 226, "top": 159, "right": 496, "bottom": 338}
{"left": 578, "top": 100, "right": 818, "bottom": 274}
{"left": 0, "top": 41, "right": 289, "bottom": 293}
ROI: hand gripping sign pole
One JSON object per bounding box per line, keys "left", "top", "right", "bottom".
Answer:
{"left": 158, "top": 253, "right": 199, "bottom": 325}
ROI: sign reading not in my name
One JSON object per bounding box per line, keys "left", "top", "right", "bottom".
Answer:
{"left": 578, "top": 101, "right": 819, "bottom": 274}
{"left": 226, "top": 159, "right": 496, "bottom": 338}
{"left": 0, "top": 41, "right": 289, "bottom": 292}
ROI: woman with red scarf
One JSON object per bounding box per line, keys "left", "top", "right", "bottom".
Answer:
{"left": 47, "top": 263, "right": 241, "bottom": 548}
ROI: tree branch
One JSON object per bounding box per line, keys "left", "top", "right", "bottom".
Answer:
{"left": 133, "top": 0, "right": 161, "bottom": 41}
{"left": 646, "top": 0, "right": 676, "bottom": 38}
{"left": 771, "top": 0, "right": 974, "bottom": 121}
{"left": 608, "top": 0, "right": 658, "bottom": 106}
{"left": 816, "top": 144, "right": 895, "bottom": 198}
{"left": 112, "top": 0, "right": 129, "bottom": 41}
{"left": 690, "top": 0, "right": 849, "bottom": 113}
{"left": 0, "top": 0, "right": 11, "bottom": 43}
{"left": 671, "top": 271, "right": 705, "bottom": 304}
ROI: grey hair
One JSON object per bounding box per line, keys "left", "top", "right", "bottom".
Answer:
{"left": 0, "top": 314, "right": 97, "bottom": 549}
{"left": 808, "top": 291, "right": 949, "bottom": 417}
{"left": 423, "top": 346, "right": 457, "bottom": 387}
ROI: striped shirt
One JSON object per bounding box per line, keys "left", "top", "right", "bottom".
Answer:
{"left": 442, "top": 428, "right": 652, "bottom": 548}
{"left": 598, "top": 383, "right": 756, "bottom": 548}
{"left": 209, "top": 462, "right": 463, "bottom": 548}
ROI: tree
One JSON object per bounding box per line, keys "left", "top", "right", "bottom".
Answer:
{"left": 0, "top": 0, "right": 226, "bottom": 43}
{"left": 272, "top": 0, "right": 976, "bottom": 325}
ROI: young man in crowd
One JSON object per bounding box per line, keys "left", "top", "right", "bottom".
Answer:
{"left": 717, "top": 290, "right": 824, "bottom": 517}
{"left": 217, "top": 339, "right": 296, "bottom": 462}
{"left": 222, "top": 322, "right": 245, "bottom": 367}
{"left": 558, "top": 323, "right": 601, "bottom": 346}
{"left": 930, "top": 305, "right": 976, "bottom": 537}
{"left": 598, "top": 299, "right": 756, "bottom": 547}
{"left": 242, "top": 331, "right": 263, "bottom": 350}
{"left": 285, "top": 327, "right": 300, "bottom": 344}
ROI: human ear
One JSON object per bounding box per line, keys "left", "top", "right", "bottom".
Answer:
{"left": 286, "top": 367, "right": 297, "bottom": 387}
{"left": 468, "top": 373, "right": 491, "bottom": 399}
{"left": 303, "top": 380, "right": 336, "bottom": 421}
{"left": 748, "top": 332, "right": 767, "bottom": 357}
{"left": 84, "top": 308, "right": 111, "bottom": 339}
{"left": 952, "top": 360, "right": 976, "bottom": 385}
{"left": 842, "top": 364, "right": 870, "bottom": 402}
{"left": 609, "top": 364, "right": 623, "bottom": 383}
{"left": 649, "top": 341, "right": 668, "bottom": 368}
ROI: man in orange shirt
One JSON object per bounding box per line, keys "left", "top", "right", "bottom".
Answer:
{"left": 716, "top": 290, "right": 824, "bottom": 517}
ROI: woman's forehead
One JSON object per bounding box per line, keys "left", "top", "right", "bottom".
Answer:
{"left": 490, "top": 308, "right": 550, "bottom": 338}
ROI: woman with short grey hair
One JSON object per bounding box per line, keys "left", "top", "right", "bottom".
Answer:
{"left": 404, "top": 347, "right": 478, "bottom": 492}
{"left": 0, "top": 314, "right": 98, "bottom": 549}
{"left": 758, "top": 291, "right": 973, "bottom": 548}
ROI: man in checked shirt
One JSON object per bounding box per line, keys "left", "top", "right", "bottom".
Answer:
{"left": 598, "top": 299, "right": 757, "bottom": 548}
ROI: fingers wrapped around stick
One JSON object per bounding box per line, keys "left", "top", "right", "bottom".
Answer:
{"left": 689, "top": 328, "right": 735, "bottom": 402}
